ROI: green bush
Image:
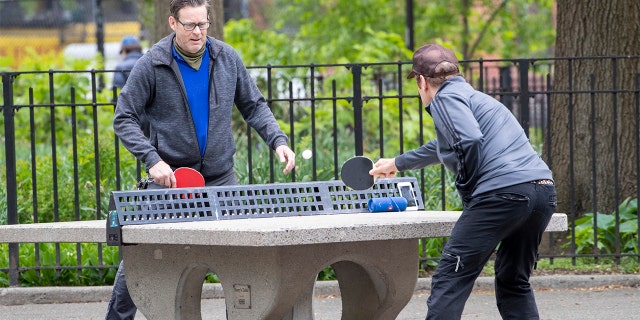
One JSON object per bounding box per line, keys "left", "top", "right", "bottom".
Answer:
{"left": 0, "top": 242, "right": 120, "bottom": 286}
{"left": 0, "top": 189, "right": 6, "bottom": 226}
{"left": 535, "top": 256, "right": 639, "bottom": 275}
{"left": 570, "top": 197, "right": 638, "bottom": 255}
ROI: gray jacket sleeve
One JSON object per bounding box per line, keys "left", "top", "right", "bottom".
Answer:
{"left": 395, "top": 140, "right": 440, "bottom": 171}
{"left": 113, "top": 53, "right": 163, "bottom": 170}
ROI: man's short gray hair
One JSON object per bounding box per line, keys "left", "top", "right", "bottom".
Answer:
{"left": 170, "top": 0, "right": 210, "bottom": 18}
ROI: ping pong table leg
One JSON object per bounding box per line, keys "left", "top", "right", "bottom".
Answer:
{"left": 122, "top": 240, "right": 418, "bottom": 320}
{"left": 122, "top": 243, "right": 320, "bottom": 320}
{"left": 209, "top": 246, "right": 319, "bottom": 320}
{"left": 123, "top": 244, "right": 206, "bottom": 320}
{"left": 331, "top": 239, "right": 419, "bottom": 320}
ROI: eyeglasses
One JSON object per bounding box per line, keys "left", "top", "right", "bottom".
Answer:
{"left": 176, "top": 18, "right": 210, "bottom": 31}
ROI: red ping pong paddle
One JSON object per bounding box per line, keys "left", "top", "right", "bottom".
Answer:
{"left": 340, "top": 156, "right": 376, "bottom": 190}
{"left": 174, "top": 167, "right": 205, "bottom": 188}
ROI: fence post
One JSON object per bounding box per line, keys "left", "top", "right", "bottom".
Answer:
{"left": 499, "top": 66, "right": 514, "bottom": 112}
{"left": 2, "top": 73, "right": 20, "bottom": 286}
{"left": 351, "top": 65, "right": 364, "bottom": 156}
{"left": 518, "top": 59, "right": 531, "bottom": 136}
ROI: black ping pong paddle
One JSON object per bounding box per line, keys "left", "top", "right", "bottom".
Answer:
{"left": 340, "top": 156, "right": 376, "bottom": 190}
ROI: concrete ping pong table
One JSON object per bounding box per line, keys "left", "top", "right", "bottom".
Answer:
{"left": 1, "top": 178, "right": 568, "bottom": 320}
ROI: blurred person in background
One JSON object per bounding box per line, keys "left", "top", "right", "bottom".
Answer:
{"left": 112, "top": 35, "right": 143, "bottom": 89}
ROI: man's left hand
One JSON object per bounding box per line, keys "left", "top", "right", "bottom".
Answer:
{"left": 276, "top": 145, "right": 296, "bottom": 174}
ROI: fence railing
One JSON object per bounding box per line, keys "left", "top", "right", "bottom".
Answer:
{"left": 2, "top": 55, "right": 639, "bottom": 286}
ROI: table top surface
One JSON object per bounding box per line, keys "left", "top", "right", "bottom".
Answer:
{"left": 0, "top": 211, "right": 567, "bottom": 246}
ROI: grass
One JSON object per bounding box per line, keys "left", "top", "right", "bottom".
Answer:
{"left": 420, "top": 257, "right": 640, "bottom": 278}
{"left": 531, "top": 257, "right": 639, "bottom": 276}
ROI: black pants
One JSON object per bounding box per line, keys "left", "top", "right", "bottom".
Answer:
{"left": 426, "top": 182, "right": 557, "bottom": 320}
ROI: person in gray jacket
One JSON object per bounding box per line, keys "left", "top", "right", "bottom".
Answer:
{"left": 112, "top": 35, "right": 143, "bottom": 89}
{"left": 108, "top": 0, "right": 295, "bottom": 318}
{"left": 369, "top": 44, "right": 557, "bottom": 320}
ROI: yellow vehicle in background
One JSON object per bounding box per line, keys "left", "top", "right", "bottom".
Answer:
{"left": 0, "top": 21, "right": 141, "bottom": 69}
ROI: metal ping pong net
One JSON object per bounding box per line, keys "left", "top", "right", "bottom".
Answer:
{"left": 107, "top": 177, "right": 423, "bottom": 245}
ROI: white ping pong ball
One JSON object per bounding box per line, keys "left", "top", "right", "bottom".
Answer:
{"left": 302, "top": 149, "right": 313, "bottom": 159}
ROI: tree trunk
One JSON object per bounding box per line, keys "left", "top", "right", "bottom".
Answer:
{"left": 150, "top": 0, "right": 224, "bottom": 44}
{"left": 151, "top": 0, "right": 171, "bottom": 43}
{"left": 552, "top": 0, "right": 640, "bottom": 216}
{"left": 210, "top": 0, "right": 224, "bottom": 41}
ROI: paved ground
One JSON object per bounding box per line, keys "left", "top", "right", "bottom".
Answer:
{"left": 1, "top": 275, "right": 639, "bottom": 319}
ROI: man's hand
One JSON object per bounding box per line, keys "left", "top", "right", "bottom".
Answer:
{"left": 148, "top": 160, "right": 176, "bottom": 188}
{"left": 369, "top": 158, "right": 399, "bottom": 178}
{"left": 276, "top": 145, "right": 296, "bottom": 174}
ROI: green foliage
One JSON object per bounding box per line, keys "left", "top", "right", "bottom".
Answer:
{"left": 0, "top": 50, "right": 139, "bottom": 287}
{"left": 496, "top": 0, "right": 556, "bottom": 57}
{"left": 266, "top": 0, "right": 411, "bottom": 64}
{"left": 204, "top": 272, "right": 220, "bottom": 284}
{"left": 415, "top": 0, "right": 555, "bottom": 58}
{"left": 232, "top": 0, "right": 555, "bottom": 65}
{"left": 416, "top": 167, "right": 461, "bottom": 271}
{"left": 225, "top": 7, "right": 413, "bottom": 65}
{"left": 224, "top": 19, "right": 297, "bottom": 66}
{"left": 317, "top": 266, "right": 336, "bottom": 281}
{"left": 1, "top": 50, "right": 140, "bottom": 224}
{"left": 570, "top": 198, "right": 638, "bottom": 255}
{"left": 420, "top": 167, "right": 461, "bottom": 211}
{"left": 419, "top": 237, "right": 445, "bottom": 269}
{"left": 139, "top": 0, "right": 156, "bottom": 32}
{"left": 0, "top": 242, "right": 120, "bottom": 287}
{"left": 0, "top": 245, "right": 7, "bottom": 286}
{"left": 0, "top": 187, "right": 6, "bottom": 225}
{"left": 535, "top": 257, "right": 639, "bottom": 275}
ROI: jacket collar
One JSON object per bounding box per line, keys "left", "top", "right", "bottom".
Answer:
{"left": 151, "top": 34, "right": 223, "bottom": 67}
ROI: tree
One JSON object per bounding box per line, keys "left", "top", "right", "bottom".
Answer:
{"left": 551, "top": 0, "right": 640, "bottom": 215}
{"left": 151, "top": 0, "right": 171, "bottom": 43}
{"left": 222, "top": 0, "right": 554, "bottom": 67}
{"left": 443, "top": 0, "right": 555, "bottom": 60}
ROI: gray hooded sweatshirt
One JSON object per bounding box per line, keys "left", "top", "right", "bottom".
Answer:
{"left": 395, "top": 76, "right": 552, "bottom": 199}
{"left": 113, "top": 34, "right": 288, "bottom": 182}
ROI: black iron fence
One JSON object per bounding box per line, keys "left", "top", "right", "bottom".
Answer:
{"left": 2, "top": 56, "right": 639, "bottom": 287}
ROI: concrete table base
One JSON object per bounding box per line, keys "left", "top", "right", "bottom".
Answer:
{"left": 123, "top": 239, "right": 418, "bottom": 320}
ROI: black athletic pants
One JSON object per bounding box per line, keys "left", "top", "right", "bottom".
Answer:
{"left": 426, "top": 182, "right": 557, "bottom": 320}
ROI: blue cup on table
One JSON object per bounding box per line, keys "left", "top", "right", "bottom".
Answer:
{"left": 368, "top": 197, "right": 408, "bottom": 212}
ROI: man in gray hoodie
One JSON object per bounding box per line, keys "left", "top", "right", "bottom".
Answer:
{"left": 369, "top": 44, "right": 556, "bottom": 320}
{"left": 108, "top": 0, "right": 295, "bottom": 318}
